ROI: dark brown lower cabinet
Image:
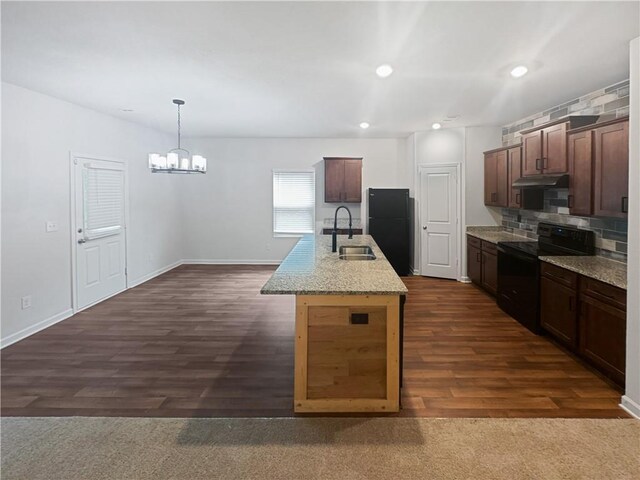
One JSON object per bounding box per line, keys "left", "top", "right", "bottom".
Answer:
{"left": 467, "top": 244, "right": 482, "bottom": 285}
{"left": 480, "top": 251, "right": 497, "bottom": 295}
{"left": 539, "top": 261, "right": 626, "bottom": 387}
{"left": 467, "top": 236, "right": 497, "bottom": 295}
{"left": 579, "top": 292, "right": 626, "bottom": 387}
{"left": 540, "top": 277, "right": 577, "bottom": 349}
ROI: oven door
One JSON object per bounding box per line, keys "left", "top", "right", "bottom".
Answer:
{"left": 497, "top": 245, "right": 541, "bottom": 334}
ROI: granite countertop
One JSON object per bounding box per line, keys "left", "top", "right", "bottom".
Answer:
{"left": 466, "top": 226, "right": 534, "bottom": 244}
{"left": 539, "top": 256, "right": 627, "bottom": 290}
{"left": 261, "top": 234, "right": 408, "bottom": 295}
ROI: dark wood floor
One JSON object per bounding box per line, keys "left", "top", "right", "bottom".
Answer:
{"left": 1, "top": 265, "right": 628, "bottom": 418}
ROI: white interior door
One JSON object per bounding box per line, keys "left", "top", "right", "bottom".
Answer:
{"left": 74, "top": 157, "right": 127, "bottom": 310}
{"left": 420, "top": 166, "right": 459, "bottom": 279}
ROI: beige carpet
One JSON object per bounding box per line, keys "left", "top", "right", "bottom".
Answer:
{"left": 1, "top": 417, "right": 638, "bottom": 480}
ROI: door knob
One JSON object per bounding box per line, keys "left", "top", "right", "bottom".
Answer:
{"left": 423, "top": 226, "right": 427, "bottom": 230}
{"left": 78, "top": 239, "right": 86, "bottom": 244}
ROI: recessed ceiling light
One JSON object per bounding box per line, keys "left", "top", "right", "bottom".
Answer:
{"left": 375, "top": 64, "right": 393, "bottom": 78}
{"left": 432, "top": 123, "right": 442, "bottom": 130}
{"left": 510, "top": 65, "right": 528, "bottom": 78}
{"left": 359, "top": 122, "right": 370, "bottom": 129}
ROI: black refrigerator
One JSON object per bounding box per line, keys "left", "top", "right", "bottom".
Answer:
{"left": 368, "top": 188, "right": 412, "bottom": 276}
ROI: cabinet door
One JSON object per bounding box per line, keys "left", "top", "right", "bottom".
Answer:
{"left": 484, "top": 152, "right": 497, "bottom": 205}
{"left": 568, "top": 130, "right": 593, "bottom": 216}
{"left": 580, "top": 295, "right": 626, "bottom": 386}
{"left": 540, "top": 277, "right": 577, "bottom": 349}
{"left": 481, "top": 251, "right": 497, "bottom": 295}
{"left": 343, "top": 159, "right": 362, "bottom": 203}
{"left": 324, "top": 159, "right": 344, "bottom": 203}
{"left": 507, "top": 147, "right": 522, "bottom": 208}
{"left": 495, "top": 149, "right": 508, "bottom": 207}
{"left": 594, "top": 121, "right": 629, "bottom": 218}
{"left": 467, "top": 244, "right": 482, "bottom": 285}
{"left": 522, "top": 131, "right": 542, "bottom": 176}
{"left": 542, "top": 122, "right": 568, "bottom": 173}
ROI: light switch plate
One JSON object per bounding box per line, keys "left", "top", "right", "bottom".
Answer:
{"left": 21, "top": 295, "right": 32, "bottom": 309}
{"left": 46, "top": 221, "right": 58, "bottom": 232}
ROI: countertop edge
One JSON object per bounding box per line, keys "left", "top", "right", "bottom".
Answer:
{"left": 539, "top": 256, "right": 627, "bottom": 290}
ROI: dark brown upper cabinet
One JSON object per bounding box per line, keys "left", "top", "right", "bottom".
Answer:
{"left": 507, "top": 146, "right": 522, "bottom": 208}
{"left": 521, "top": 116, "right": 600, "bottom": 177}
{"left": 324, "top": 157, "right": 362, "bottom": 203}
{"left": 566, "top": 117, "right": 629, "bottom": 219}
{"left": 484, "top": 149, "right": 508, "bottom": 207}
{"left": 593, "top": 120, "right": 629, "bottom": 218}
{"left": 567, "top": 130, "right": 593, "bottom": 216}
{"left": 523, "top": 123, "right": 567, "bottom": 175}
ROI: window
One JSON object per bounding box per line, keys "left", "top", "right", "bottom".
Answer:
{"left": 273, "top": 170, "right": 315, "bottom": 236}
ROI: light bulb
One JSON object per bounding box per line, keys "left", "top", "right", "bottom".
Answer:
{"left": 376, "top": 64, "right": 393, "bottom": 78}
{"left": 167, "top": 152, "right": 179, "bottom": 169}
{"left": 510, "top": 65, "right": 528, "bottom": 78}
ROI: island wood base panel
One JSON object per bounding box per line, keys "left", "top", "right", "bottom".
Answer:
{"left": 294, "top": 294, "right": 400, "bottom": 413}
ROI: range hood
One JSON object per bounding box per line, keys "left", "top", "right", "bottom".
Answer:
{"left": 512, "top": 174, "right": 569, "bottom": 189}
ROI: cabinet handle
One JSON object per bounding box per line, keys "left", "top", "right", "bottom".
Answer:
{"left": 622, "top": 196, "right": 628, "bottom": 213}
{"left": 476, "top": 252, "right": 481, "bottom": 263}
{"left": 535, "top": 158, "right": 542, "bottom": 171}
{"left": 541, "top": 157, "right": 548, "bottom": 169}
{"left": 568, "top": 194, "right": 574, "bottom": 209}
{"left": 491, "top": 192, "right": 497, "bottom": 202}
{"left": 516, "top": 193, "right": 521, "bottom": 205}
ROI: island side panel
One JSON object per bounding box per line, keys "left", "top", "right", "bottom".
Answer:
{"left": 294, "top": 294, "right": 400, "bottom": 413}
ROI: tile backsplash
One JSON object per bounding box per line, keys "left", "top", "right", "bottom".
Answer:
{"left": 501, "top": 207, "right": 627, "bottom": 262}
{"left": 495, "top": 80, "right": 629, "bottom": 263}
{"left": 501, "top": 79, "right": 630, "bottom": 147}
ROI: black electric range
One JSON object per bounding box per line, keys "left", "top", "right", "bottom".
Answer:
{"left": 496, "top": 223, "right": 595, "bottom": 334}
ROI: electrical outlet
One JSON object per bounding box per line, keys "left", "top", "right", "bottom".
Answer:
{"left": 21, "top": 295, "right": 32, "bottom": 310}
{"left": 45, "top": 221, "right": 58, "bottom": 232}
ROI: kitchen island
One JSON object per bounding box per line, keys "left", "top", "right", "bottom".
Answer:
{"left": 261, "top": 234, "right": 408, "bottom": 413}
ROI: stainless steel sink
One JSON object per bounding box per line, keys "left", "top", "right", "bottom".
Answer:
{"left": 338, "top": 245, "right": 376, "bottom": 260}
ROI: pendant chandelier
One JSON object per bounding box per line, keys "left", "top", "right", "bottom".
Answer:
{"left": 148, "top": 99, "right": 207, "bottom": 174}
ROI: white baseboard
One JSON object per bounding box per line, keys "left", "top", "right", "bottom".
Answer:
{"left": 128, "top": 260, "right": 182, "bottom": 288}
{"left": 182, "top": 259, "right": 281, "bottom": 265}
{"left": 1, "top": 308, "right": 74, "bottom": 349}
{"left": 460, "top": 276, "right": 471, "bottom": 283}
{"left": 620, "top": 395, "right": 640, "bottom": 419}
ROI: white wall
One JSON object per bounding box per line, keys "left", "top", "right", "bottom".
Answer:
{"left": 181, "top": 137, "right": 410, "bottom": 263}
{"left": 411, "top": 127, "right": 502, "bottom": 274}
{"left": 465, "top": 127, "right": 503, "bottom": 226}
{"left": 622, "top": 37, "right": 640, "bottom": 418}
{"left": 1, "top": 82, "right": 184, "bottom": 346}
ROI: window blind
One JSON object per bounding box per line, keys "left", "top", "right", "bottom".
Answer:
{"left": 83, "top": 167, "right": 125, "bottom": 240}
{"left": 273, "top": 170, "right": 315, "bottom": 235}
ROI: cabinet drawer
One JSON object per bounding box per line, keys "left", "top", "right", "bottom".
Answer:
{"left": 481, "top": 241, "right": 497, "bottom": 255}
{"left": 580, "top": 277, "right": 626, "bottom": 310}
{"left": 541, "top": 262, "right": 578, "bottom": 289}
{"left": 467, "top": 235, "right": 482, "bottom": 249}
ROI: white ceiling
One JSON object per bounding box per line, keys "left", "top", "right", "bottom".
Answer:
{"left": 2, "top": 1, "right": 638, "bottom": 138}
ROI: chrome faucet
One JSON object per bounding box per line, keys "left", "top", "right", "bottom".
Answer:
{"left": 332, "top": 206, "right": 353, "bottom": 253}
